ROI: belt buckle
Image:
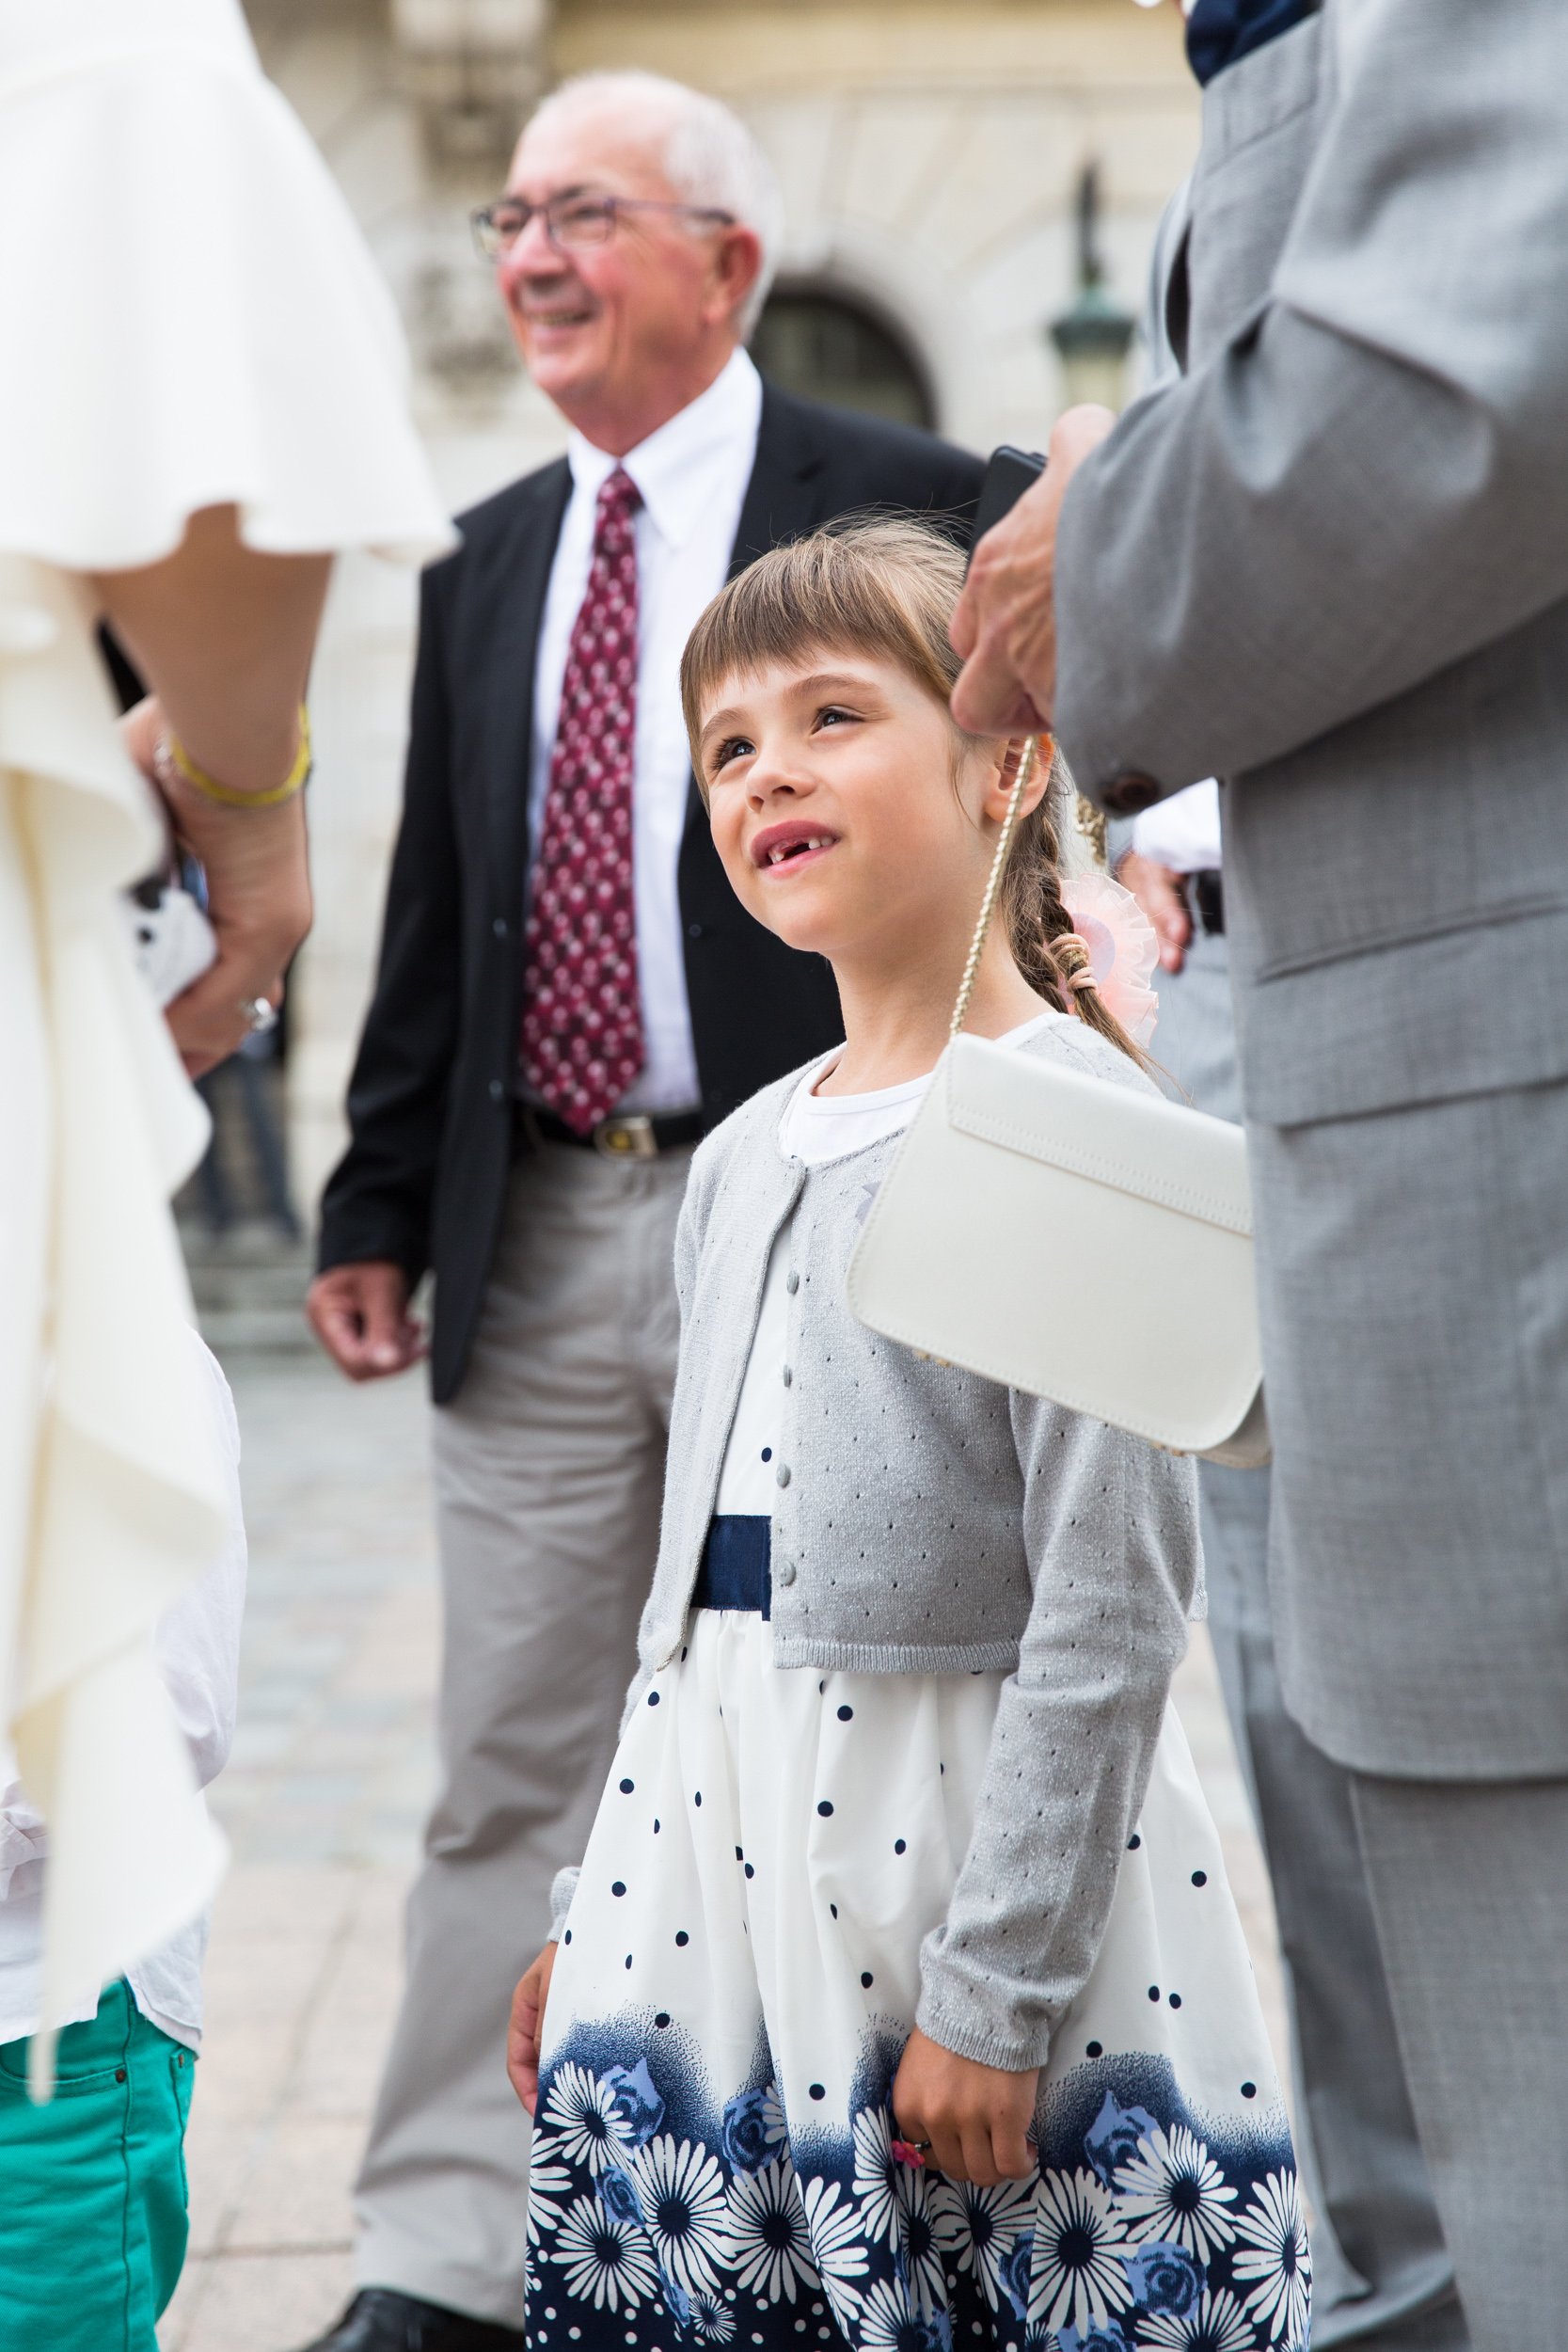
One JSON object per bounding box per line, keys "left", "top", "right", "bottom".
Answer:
{"left": 594, "top": 1113, "right": 657, "bottom": 1161}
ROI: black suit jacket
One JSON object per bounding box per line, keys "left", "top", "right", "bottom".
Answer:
{"left": 318, "top": 383, "right": 983, "bottom": 1401}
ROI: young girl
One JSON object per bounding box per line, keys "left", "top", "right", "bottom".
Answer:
{"left": 509, "top": 521, "right": 1307, "bottom": 2352}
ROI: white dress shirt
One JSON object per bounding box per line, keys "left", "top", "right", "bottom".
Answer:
{"left": 1130, "top": 777, "right": 1224, "bottom": 873}
{"left": 528, "top": 348, "right": 765, "bottom": 1115}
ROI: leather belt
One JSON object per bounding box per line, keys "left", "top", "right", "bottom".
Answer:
{"left": 514, "top": 1101, "right": 705, "bottom": 1162}
{"left": 1189, "top": 868, "right": 1225, "bottom": 937}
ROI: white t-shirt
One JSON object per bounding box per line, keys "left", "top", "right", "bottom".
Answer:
{"left": 715, "top": 1017, "right": 1059, "bottom": 1517}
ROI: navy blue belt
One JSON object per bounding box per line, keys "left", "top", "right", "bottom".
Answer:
{"left": 693, "top": 1516, "right": 771, "bottom": 1617}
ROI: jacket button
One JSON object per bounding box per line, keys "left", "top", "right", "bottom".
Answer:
{"left": 775, "top": 1463, "right": 791, "bottom": 1488}
{"left": 687, "top": 921, "right": 705, "bottom": 940}
{"left": 493, "top": 915, "right": 509, "bottom": 938}
{"left": 774, "top": 1558, "right": 797, "bottom": 1588}
{"left": 782, "top": 1365, "right": 792, "bottom": 1388}
{"left": 488, "top": 1079, "right": 504, "bottom": 1104}
{"left": 786, "top": 1271, "right": 800, "bottom": 1295}
{"left": 1102, "top": 771, "right": 1164, "bottom": 815}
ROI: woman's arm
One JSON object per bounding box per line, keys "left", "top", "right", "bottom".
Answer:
{"left": 94, "top": 503, "right": 330, "bottom": 1074}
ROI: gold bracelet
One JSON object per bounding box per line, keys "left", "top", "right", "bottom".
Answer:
{"left": 162, "top": 708, "right": 312, "bottom": 809}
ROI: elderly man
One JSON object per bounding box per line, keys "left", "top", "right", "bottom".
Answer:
{"left": 302, "top": 70, "right": 980, "bottom": 2352}
{"left": 953, "top": 1, "right": 1568, "bottom": 2344}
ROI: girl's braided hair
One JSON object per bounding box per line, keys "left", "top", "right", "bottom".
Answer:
{"left": 680, "top": 514, "right": 1148, "bottom": 1069}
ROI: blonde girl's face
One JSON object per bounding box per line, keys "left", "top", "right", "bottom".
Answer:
{"left": 698, "top": 652, "right": 1003, "bottom": 967}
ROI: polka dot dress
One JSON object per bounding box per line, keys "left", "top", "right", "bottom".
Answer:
{"left": 529, "top": 1628, "right": 1307, "bottom": 2352}
{"left": 519, "top": 466, "right": 645, "bottom": 1134}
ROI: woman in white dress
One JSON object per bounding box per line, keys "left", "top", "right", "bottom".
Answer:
{"left": 0, "top": 0, "right": 450, "bottom": 2331}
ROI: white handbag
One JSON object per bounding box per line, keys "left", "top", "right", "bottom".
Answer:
{"left": 845, "top": 740, "right": 1270, "bottom": 1468}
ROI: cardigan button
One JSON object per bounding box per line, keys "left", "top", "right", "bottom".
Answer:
{"left": 786, "top": 1271, "right": 800, "bottom": 1295}
{"left": 782, "top": 1365, "right": 792, "bottom": 1388}
{"left": 774, "top": 1558, "right": 797, "bottom": 1588}
{"left": 775, "top": 1463, "right": 791, "bottom": 1488}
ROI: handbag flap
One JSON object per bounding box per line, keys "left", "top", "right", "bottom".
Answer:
{"left": 944, "top": 1035, "right": 1253, "bottom": 1235}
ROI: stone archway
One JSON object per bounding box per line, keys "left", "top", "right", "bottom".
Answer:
{"left": 751, "top": 285, "right": 935, "bottom": 429}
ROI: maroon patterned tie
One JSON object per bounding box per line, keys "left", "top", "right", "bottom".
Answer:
{"left": 519, "top": 467, "right": 645, "bottom": 1132}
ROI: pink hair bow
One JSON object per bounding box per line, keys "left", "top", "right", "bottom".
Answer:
{"left": 1058, "top": 872, "right": 1160, "bottom": 1047}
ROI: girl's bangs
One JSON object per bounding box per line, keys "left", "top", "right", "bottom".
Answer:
{"left": 680, "top": 516, "right": 968, "bottom": 756}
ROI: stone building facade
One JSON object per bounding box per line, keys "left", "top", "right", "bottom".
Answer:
{"left": 240, "top": 0, "right": 1197, "bottom": 1216}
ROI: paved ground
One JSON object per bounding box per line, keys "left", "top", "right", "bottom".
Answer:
{"left": 160, "top": 1349, "right": 1289, "bottom": 2352}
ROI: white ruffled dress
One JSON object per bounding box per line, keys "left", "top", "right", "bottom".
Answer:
{"left": 0, "top": 0, "right": 452, "bottom": 2048}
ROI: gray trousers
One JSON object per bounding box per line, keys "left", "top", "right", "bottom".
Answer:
{"left": 1157, "top": 930, "right": 1465, "bottom": 2350}
{"left": 355, "top": 1142, "right": 688, "bottom": 2325}
{"left": 1350, "top": 1775, "right": 1568, "bottom": 2349}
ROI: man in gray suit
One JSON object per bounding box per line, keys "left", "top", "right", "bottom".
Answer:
{"left": 1116, "top": 185, "right": 1463, "bottom": 2352}
{"left": 952, "top": 1, "right": 1568, "bottom": 2342}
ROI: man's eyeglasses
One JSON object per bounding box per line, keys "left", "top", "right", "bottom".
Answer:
{"left": 471, "top": 193, "right": 736, "bottom": 261}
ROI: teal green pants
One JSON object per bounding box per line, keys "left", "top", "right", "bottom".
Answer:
{"left": 0, "top": 1979, "right": 195, "bottom": 2351}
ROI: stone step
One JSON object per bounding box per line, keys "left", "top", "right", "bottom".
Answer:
{"left": 181, "top": 1220, "right": 315, "bottom": 1353}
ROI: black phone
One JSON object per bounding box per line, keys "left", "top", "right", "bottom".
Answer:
{"left": 967, "top": 444, "right": 1046, "bottom": 568}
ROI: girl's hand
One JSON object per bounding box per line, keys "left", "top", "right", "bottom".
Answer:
{"left": 507, "top": 1941, "right": 559, "bottom": 2115}
{"left": 892, "top": 2026, "right": 1038, "bottom": 2185}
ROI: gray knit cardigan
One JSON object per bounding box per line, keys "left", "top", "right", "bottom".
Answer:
{"left": 554, "top": 1016, "right": 1200, "bottom": 2071}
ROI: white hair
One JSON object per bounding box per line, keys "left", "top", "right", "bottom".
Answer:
{"left": 523, "top": 71, "right": 783, "bottom": 338}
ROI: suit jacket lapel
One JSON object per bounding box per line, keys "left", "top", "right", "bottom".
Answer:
{"left": 677, "top": 386, "right": 828, "bottom": 845}
{"left": 728, "top": 384, "right": 828, "bottom": 578}
{"left": 484, "top": 458, "right": 572, "bottom": 899}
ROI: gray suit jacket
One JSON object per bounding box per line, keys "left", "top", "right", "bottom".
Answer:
{"left": 1052, "top": 0, "right": 1568, "bottom": 1778}
{"left": 1055, "top": 0, "right": 1568, "bottom": 1127}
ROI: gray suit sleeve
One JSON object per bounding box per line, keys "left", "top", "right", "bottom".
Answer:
{"left": 1053, "top": 0, "right": 1568, "bottom": 797}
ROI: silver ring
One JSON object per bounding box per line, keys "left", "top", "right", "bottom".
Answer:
{"left": 241, "top": 997, "right": 278, "bottom": 1036}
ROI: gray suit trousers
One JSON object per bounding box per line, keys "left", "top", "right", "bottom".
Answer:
{"left": 353, "top": 1142, "right": 689, "bottom": 2326}
{"left": 1157, "top": 930, "right": 1464, "bottom": 2350}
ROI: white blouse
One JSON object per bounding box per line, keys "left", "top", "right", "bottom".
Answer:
{"left": 0, "top": 0, "right": 450, "bottom": 2053}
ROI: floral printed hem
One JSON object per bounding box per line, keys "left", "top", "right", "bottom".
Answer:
{"left": 528, "top": 1612, "right": 1307, "bottom": 2352}
{"left": 526, "top": 2028, "right": 1307, "bottom": 2352}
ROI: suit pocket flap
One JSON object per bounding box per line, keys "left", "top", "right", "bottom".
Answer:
{"left": 945, "top": 1036, "right": 1254, "bottom": 1234}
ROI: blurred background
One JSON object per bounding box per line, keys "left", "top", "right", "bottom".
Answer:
{"left": 185, "top": 0, "right": 1198, "bottom": 1300}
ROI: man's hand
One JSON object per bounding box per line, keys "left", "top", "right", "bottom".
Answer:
{"left": 1117, "top": 850, "right": 1194, "bottom": 976}
{"left": 307, "top": 1261, "right": 427, "bottom": 1381}
{"left": 508, "top": 1942, "right": 559, "bottom": 2115}
{"left": 892, "top": 2026, "right": 1038, "bottom": 2186}
{"left": 950, "top": 405, "right": 1117, "bottom": 738}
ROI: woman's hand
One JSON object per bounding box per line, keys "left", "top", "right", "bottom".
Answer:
{"left": 124, "top": 694, "right": 312, "bottom": 1076}
{"left": 508, "top": 1941, "right": 560, "bottom": 2115}
{"left": 892, "top": 2026, "right": 1038, "bottom": 2185}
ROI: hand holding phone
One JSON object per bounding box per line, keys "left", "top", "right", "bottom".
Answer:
{"left": 951, "top": 409, "right": 1115, "bottom": 735}
{"left": 967, "top": 446, "right": 1046, "bottom": 570}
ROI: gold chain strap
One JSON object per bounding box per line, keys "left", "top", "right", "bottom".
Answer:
{"left": 948, "top": 734, "right": 1043, "bottom": 1040}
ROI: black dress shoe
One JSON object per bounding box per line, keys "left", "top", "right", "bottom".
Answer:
{"left": 295, "top": 2289, "right": 528, "bottom": 2352}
